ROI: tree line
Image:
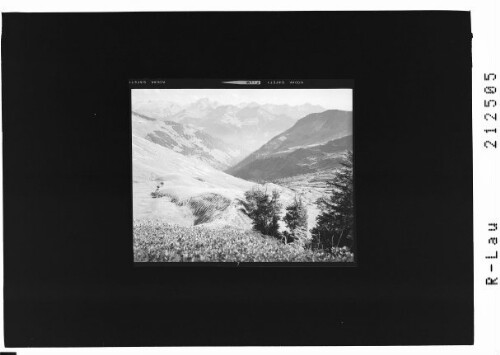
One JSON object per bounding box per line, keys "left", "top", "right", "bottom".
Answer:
{"left": 242, "top": 151, "right": 354, "bottom": 253}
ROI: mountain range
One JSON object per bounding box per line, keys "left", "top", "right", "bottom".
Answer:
{"left": 132, "top": 98, "right": 326, "bottom": 158}
{"left": 227, "top": 110, "right": 353, "bottom": 181}
{"left": 132, "top": 111, "right": 241, "bottom": 169}
{"left": 132, "top": 126, "right": 301, "bottom": 230}
{"left": 132, "top": 106, "right": 352, "bottom": 235}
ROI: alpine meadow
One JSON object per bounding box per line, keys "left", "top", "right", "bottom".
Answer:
{"left": 132, "top": 87, "right": 354, "bottom": 263}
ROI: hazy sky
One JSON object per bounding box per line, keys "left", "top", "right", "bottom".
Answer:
{"left": 133, "top": 89, "right": 352, "bottom": 110}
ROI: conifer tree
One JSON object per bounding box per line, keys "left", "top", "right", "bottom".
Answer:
{"left": 283, "top": 196, "right": 308, "bottom": 244}
{"left": 311, "top": 151, "right": 354, "bottom": 251}
{"left": 243, "top": 186, "right": 282, "bottom": 239}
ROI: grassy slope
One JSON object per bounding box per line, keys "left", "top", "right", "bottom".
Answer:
{"left": 134, "top": 220, "right": 354, "bottom": 263}
{"left": 132, "top": 132, "right": 316, "bottom": 232}
{"left": 133, "top": 132, "right": 256, "bottom": 227}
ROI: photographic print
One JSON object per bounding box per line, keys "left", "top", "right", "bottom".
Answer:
{"left": 132, "top": 81, "right": 354, "bottom": 263}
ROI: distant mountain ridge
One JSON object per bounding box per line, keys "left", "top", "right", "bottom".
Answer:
{"left": 227, "top": 110, "right": 352, "bottom": 181}
{"left": 132, "top": 111, "right": 241, "bottom": 169}
{"left": 131, "top": 100, "right": 184, "bottom": 119}
{"left": 132, "top": 99, "right": 326, "bottom": 159}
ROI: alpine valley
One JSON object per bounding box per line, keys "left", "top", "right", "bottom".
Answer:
{"left": 132, "top": 98, "right": 353, "bottom": 262}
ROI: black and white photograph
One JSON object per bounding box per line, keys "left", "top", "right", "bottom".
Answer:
{"left": 132, "top": 82, "right": 355, "bottom": 263}
{"left": 2, "top": 8, "right": 481, "bottom": 350}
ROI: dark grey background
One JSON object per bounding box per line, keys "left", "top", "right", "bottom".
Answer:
{"left": 2, "top": 12, "right": 473, "bottom": 346}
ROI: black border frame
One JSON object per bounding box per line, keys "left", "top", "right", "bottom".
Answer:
{"left": 2, "top": 11, "right": 473, "bottom": 346}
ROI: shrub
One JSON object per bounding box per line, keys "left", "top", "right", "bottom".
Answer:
{"left": 283, "top": 196, "right": 308, "bottom": 245}
{"left": 241, "top": 186, "right": 282, "bottom": 240}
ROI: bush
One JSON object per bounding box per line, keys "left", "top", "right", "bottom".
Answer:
{"left": 241, "top": 186, "right": 282, "bottom": 240}
{"left": 283, "top": 197, "right": 308, "bottom": 245}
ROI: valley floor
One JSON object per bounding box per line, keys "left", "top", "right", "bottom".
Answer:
{"left": 134, "top": 220, "right": 354, "bottom": 263}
